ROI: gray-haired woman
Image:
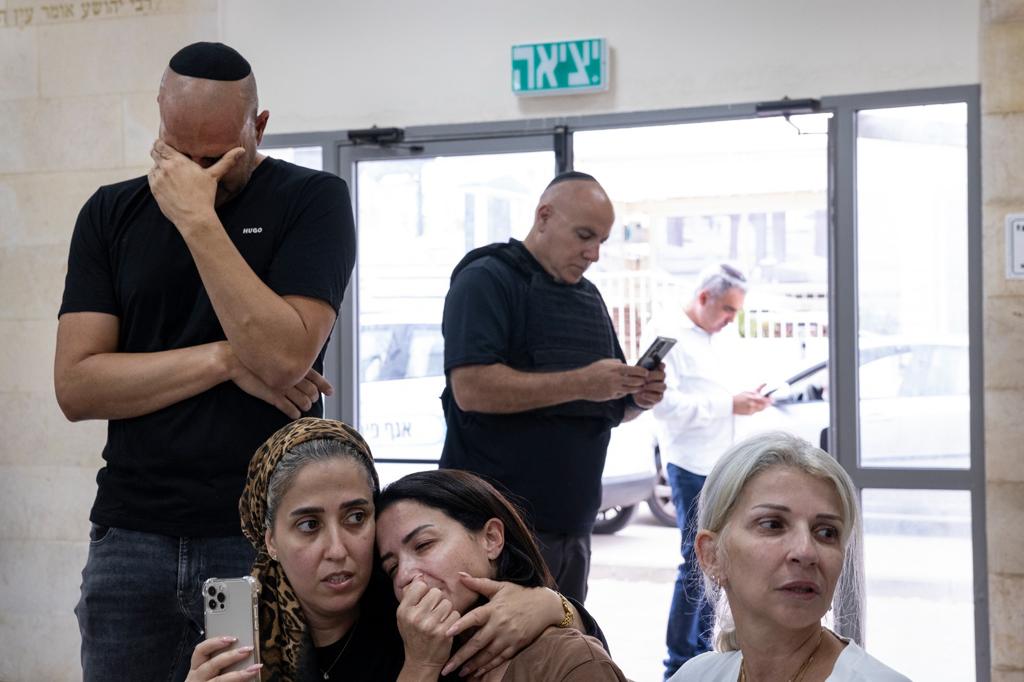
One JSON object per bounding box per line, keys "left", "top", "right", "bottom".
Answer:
{"left": 669, "top": 432, "right": 910, "bottom": 682}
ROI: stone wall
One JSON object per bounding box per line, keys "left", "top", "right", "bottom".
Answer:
{"left": 982, "top": 2, "right": 1024, "bottom": 679}
{"left": 0, "top": 2, "right": 215, "bottom": 679}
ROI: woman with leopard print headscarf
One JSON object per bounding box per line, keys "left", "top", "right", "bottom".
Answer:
{"left": 185, "top": 418, "right": 594, "bottom": 682}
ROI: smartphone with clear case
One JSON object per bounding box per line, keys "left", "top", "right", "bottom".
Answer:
{"left": 202, "top": 576, "right": 260, "bottom": 672}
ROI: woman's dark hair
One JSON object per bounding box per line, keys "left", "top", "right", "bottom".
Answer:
{"left": 378, "top": 469, "right": 555, "bottom": 589}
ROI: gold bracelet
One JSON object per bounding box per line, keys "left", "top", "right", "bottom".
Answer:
{"left": 556, "top": 592, "right": 574, "bottom": 628}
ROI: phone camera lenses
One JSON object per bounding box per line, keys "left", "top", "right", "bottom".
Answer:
{"left": 207, "top": 586, "right": 216, "bottom": 596}
{"left": 208, "top": 599, "right": 217, "bottom": 610}
{"left": 217, "top": 592, "right": 226, "bottom": 603}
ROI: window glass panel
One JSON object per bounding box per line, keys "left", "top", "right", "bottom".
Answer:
{"left": 856, "top": 103, "right": 970, "bottom": 468}
{"left": 263, "top": 145, "right": 323, "bottom": 171}
{"left": 406, "top": 327, "right": 445, "bottom": 379}
{"left": 858, "top": 350, "right": 910, "bottom": 400}
{"left": 359, "top": 328, "right": 392, "bottom": 383}
{"left": 574, "top": 116, "right": 832, "bottom": 448}
{"left": 355, "top": 152, "right": 554, "bottom": 474}
{"left": 862, "top": 489, "right": 974, "bottom": 681}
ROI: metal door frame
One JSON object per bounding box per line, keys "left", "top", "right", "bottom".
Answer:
{"left": 262, "top": 83, "right": 987, "bottom": 678}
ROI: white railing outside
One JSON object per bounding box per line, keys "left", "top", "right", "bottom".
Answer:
{"left": 740, "top": 307, "right": 829, "bottom": 340}
{"left": 591, "top": 270, "right": 830, "bottom": 369}
{"left": 590, "top": 270, "right": 685, "bottom": 363}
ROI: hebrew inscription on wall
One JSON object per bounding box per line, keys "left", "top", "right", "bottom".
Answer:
{"left": 0, "top": 0, "right": 198, "bottom": 28}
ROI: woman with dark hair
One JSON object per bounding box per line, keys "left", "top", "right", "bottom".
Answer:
{"left": 185, "top": 419, "right": 594, "bottom": 682}
{"left": 377, "top": 469, "right": 627, "bottom": 681}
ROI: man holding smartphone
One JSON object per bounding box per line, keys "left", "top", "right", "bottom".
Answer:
{"left": 54, "top": 42, "right": 355, "bottom": 681}
{"left": 641, "top": 263, "right": 771, "bottom": 679}
{"left": 439, "top": 172, "right": 666, "bottom": 604}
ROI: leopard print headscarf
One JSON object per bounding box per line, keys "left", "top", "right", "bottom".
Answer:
{"left": 239, "top": 417, "right": 378, "bottom": 682}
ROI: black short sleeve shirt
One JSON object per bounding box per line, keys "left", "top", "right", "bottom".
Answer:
{"left": 439, "top": 244, "right": 626, "bottom": 534}
{"left": 59, "top": 158, "right": 356, "bottom": 536}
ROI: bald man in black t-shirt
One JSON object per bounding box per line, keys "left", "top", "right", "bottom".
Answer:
{"left": 55, "top": 42, "right": 355, "bottom": 681}
{"left": 440, "top": 173, "right": 666, "bottom": 603}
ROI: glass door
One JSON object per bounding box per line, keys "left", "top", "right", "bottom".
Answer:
{"left": 570, "top": 92, "right": 983, "bottom": 681}
{"left": 852, "top": 102, "right": 977, "bottom": 681}
{"left": 571, "top": 116, "right": 833, "bottom": 680}
{"left": 573, "top": 113, "right": 833, "bottom": 525}
{"left": 293, "top": 85, "right": 983, "bottom": 681}
{"left": 338, "top": 141, "right": 555, "bottom": 484}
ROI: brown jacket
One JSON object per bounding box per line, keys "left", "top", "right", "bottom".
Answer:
{"left": 499, "top": 627, "right": 630, "bottom": 682}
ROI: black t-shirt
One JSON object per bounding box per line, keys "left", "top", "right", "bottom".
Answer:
{"left": 439, "top": 241, "right": 626, "bottom": 535}
{"left": 59, "top": 158, "right": 355, "bottom": 537}
{"left": 306, "top": 600, "right": 404, "bottom": 681}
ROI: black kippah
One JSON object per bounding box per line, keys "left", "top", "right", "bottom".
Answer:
{"left": 168, "top": 42, "right": 251, "bottom": 81}
{"left": 546, "top": 171, "right": 598, "bottom": 189}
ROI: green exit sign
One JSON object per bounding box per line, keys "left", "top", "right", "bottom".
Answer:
{"left": 511, "top": 38, "right": 608, "bottom": 96}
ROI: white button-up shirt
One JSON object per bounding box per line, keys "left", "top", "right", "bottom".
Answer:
{"left": 643, "top": 313, "right": 739, "bottom": 476}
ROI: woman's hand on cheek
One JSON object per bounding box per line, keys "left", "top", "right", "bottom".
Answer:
{"left": 185, "top": 636, "right": 262, "bottom": 682}
{"left": 442, "top": 573, "right": 553, "bottom": 678}
{"left": 397, "top": 578, "right": 459, "bottom": 674}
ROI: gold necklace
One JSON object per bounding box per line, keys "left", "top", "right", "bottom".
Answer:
{"left": 320, "top": 618, "right": 359, "bottom": 680}
{"left": 738, "top": 627, "right": 825, "bottom": 682}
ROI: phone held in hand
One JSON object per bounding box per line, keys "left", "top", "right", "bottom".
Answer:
{"left": 636, "top": 336, "right": 677, "bottom": 370}
{"left": 202, "top": 576, "right": 260, "bottom": 672}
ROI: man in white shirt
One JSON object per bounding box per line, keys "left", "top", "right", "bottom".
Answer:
{"left": 644, "top": 263, "right": 771, "bottom": 679}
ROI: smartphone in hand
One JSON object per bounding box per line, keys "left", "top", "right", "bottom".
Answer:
{"left": 636, "top": 336, "right": 677, "bottom": 370}
{"left": 202, "top": 576, "right": 260, "bottom": 672}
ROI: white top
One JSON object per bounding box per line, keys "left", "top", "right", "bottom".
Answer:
{"left": 643, "top": 314, "right": 737, "bottom": 475}
{"left": 668, "top": 640, "right": 913, "bottom": 681}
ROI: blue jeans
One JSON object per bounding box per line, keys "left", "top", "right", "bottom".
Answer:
{"left": 75, "top": 525, "right": 255, "bottom": 682}
{"left": 663, "top": 463, "right": 713, "bottom": 679}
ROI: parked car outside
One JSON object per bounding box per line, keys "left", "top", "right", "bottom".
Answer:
{"left": 645, "top": 339, "right": 970, "bottom": 525}
{"left": 359, "top": 321, "right": 657, "bottom": 534}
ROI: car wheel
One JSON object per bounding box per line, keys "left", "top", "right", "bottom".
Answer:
{"left": 646, "top": 447, "right": 677, "bottom": 527}
{"left": 593, "top": 504, "right": 637, "bottom": 535}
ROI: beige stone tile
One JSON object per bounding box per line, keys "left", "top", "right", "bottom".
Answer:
{"left": 0, "top": 538, "right": 88, "bottom": 613}
{"left": 123, "top": 92, "right": 159, "bottom": 167}
{"left": 0, "top": 244, "right": 69, "bottom": 320}
{"left": 0, "top": 318, "right": 58, "bottom": 392}
{"left": 0, "top": 610, "right": 81, "bottom": 682}
{"left": 987, "top": 482, "right": 1024, "bottom": 573}
{"left": 990, "top": 573, "right": 1024, "bottom": 669}
{"left": 984, "top": 295, "right": 1024, "bottom": 389}
{"left": 0, "top": 465, "right": 95, "bottom": 542}
{"left": 0, "top": 96, "right": 122, "bottom": 174}
{"left": 982, "top": 23, "right": 1024, "bottom": 114}
{"left": 37, "top": 11, "right": 217, "bottom": 98}
{"left": 982, "top": 202, "right": 1024, "bottom": 297}
{"left": 180, "top": 0, "right": 219, "bottom": 12}
{"left": 986, "top": 388, "right": 1024, "bottom": 483}
{"left": 0, "top": 390, "right": 106, "bottom": 467}
{"left": 992, "top": 669, "right": 1024, "bottom": 682}
{"left": 986, "top": 0, "right": 1024, "bottom": 22}
{"left": 0, "top": 168, "right": 144, "bottom": 247}
{"left": 0, "top": 21, "right": 38, "bottom": 101}
{"left": 983, "top": 113, "right": 1024, "bottom": 205}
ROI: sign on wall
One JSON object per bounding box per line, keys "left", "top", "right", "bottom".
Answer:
{"left": 511, "top": 38, "right": 608, "bottom": 96}
{"left": 1006, "top": 214, "right": 1024, "bottom": 279}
